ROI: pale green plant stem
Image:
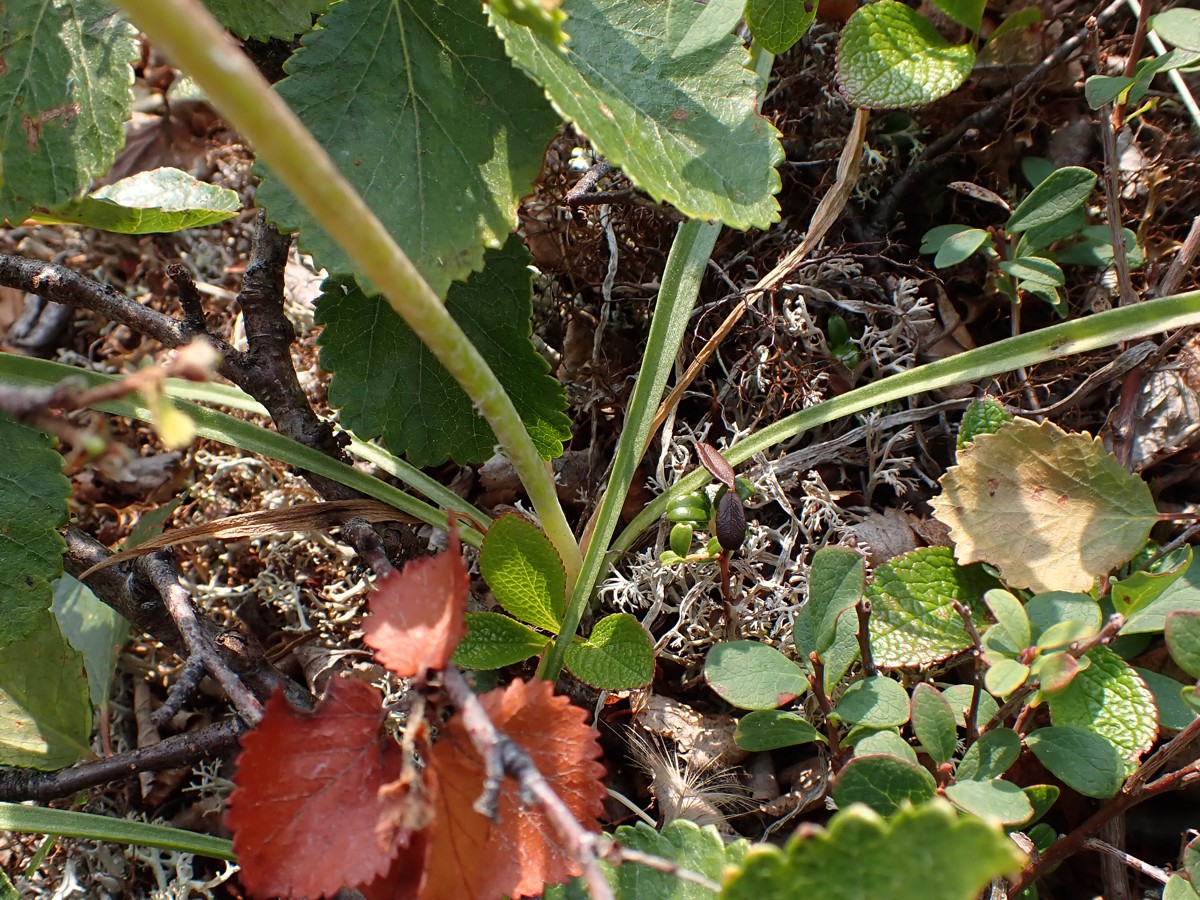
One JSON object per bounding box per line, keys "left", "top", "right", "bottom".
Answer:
{"left": 113, "top": 0, "right": 580, "bottom": 581}
{"left": 613, "top": 289, "right": 1200, "bottom": 555}
{"left": 0, "top": 801, "right": 235, "bottom": 861}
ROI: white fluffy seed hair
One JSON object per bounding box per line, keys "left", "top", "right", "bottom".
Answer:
{"left": 625, "top": 728, "right": 749, "bottom": 833}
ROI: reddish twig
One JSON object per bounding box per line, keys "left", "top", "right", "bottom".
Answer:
{"left": 855, "top": 599, "right": 877, "bottom": 677}
{"left": 952, "top": 600, "right": 984, "bottom": 745}
{"left": 807, "top": 652, "right": 846, "bottom": 768}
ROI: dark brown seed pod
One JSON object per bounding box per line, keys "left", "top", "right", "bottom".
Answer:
{"left": 697, "top": 442, "right": 736, "bottom": 489}
{"left": 715, "top": 490, "right": 746, "bottom": 551}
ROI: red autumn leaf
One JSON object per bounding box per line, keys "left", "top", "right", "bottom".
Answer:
{"left": 419, "top": 679, "right": 607, "bottom": 899}
{"left": 363, "top": 526, "right": 469, "bottom": 678}
{"left": 226, "top": 675, "right": 411, "bottom": 899}
{"left": 697, "top": 441, "right": 736, "bottom": 488}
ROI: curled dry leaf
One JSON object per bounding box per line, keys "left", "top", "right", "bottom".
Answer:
{"left": 226, "top": 676, "right": 413, "bottom": 899}
{"left": 363, "top": 525, "right": 469, "bottom": 678}
{"left": 420, "top": 678, "right": 607, "bottom": 899}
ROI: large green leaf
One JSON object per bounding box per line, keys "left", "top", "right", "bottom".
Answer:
{"left": 564, "top": 613, "right": 654, "bottom": 690}
{"left": 480, "top": 513, "right": 566, "bottom": 633}
{"left": 0, "top": 611, "right": 91, "bottom": 769}
{"left": 944, "top": 779, "right": 1032, "bottom": 826}
{"left": 491, "top": 0, "right": 783, "bottom": 229}
{"left": 704, "top": 641, "right": 809, "bottom": 710}
{"left": 1025, "top": 726, "right": 1124, "bottom": 798}
{"left": 724, "top": 800, "right": 1024, "bottom": 900}
{"left": 33, "top": 168, "right": 241, "bottom": 234}
{"left": 831, "top": 676, "right": 910, "bottom": 728}
{"left": 0, "top": 0, "right": 138, "bottom": 222}
{"left": 203, "top": 0, "right": 330, "bottom": 40}
{"left": 0, "top": 415, "right": 70, "bottom": 646}
{"left": 835, "top": 1, "right": 976, "bottom": 109}
{"left": 256, "top": 0, "right": 559, "bottom": 297}
{"left": 831, "top": 755, "right": 936, "bottom": 817}
{"left": 868, "top": 547, "right": 995, "bottom": 667}
{"left": 317, "top": 237, "right": 571, "bottom": 465}
{"left": 452, "top": 611, "right": 548, "bottom": 670}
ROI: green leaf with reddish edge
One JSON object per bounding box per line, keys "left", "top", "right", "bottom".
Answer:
{"left": 724, "top": 799, "right": 1025, "bottom": 900}
{"left": 957, "top": 398, "right": 1013, "bottom": 449}
{"left": 1135, "top": 668, "right": 1197, "bottom": 732}
{"left": 836, "top": 1, "right": 976, "bottom": 110}
{"left": 0, "top": 414, "right": 70, "bottom": 647}
{"left": 480, "top": 513, "right": 566, "bottom": 633}
{"left": 746, "top": 0, "right": 818, "bottom": 55}
{"left": 452, "top": 612, "right": 548, "bottom": 670}
{"left": 957, "top": 728, "right": 1020, "bottom": 782}
{"left": 831, "top": 676, "right": 910, "bottom": 728}
{"left": 867, "top": 547, "right": 996, "bottom": 668}
{"left": 984, "top": 589, "right": 1031, "bottom": 650}
{"left": 823, "top": 608, "right": 861, "bottom": 695}
{"left": 1167, "top": 610, "right": 1200, "bottom": 679}
{"left": 564, "top": 613, "right": 654, "bottom": 690}
{"left": 1111, "top": 546, "right": 1192, "bottom": 619}
{"left": 850, "top": 728, "right": 918, "bottom": 764}
{"left": 985, "top": 658, "right": 1029, "bottom": 698}
{"left": 910, "top": 683, "right": 957, "bottom": 764}
{"left": 704, "top": 641, "right": 809, "bottom": 710}
{"left": 203, "top": 0, "right": 330, "bottom": 40}
{"left": 491, "top": 0, "right": 783, "bottom": 230}
{"left": 1025, "top": 726, "right": 1125, "bottom": 798}
{"left": 32, "top": 168, "right": 240, "bottom": 234}
{"left": 0, "top": 0, "right": 137, "bottom": 223}
{"left": 1026, "top": 591, "right": 1101, "bottom": 640}
{"left": 1005, "top": 167, "right": 1097, "bottom": 234}
{"left": 945, "top": 779, "right": 1032, "bottom": 826}
{"left": 317, "top": 238, "right": 571, "bottom": 466}
{"left": 930, "top": 0, "right": 984, "bottom": 32}
{"left": 809, "top": 546, "right": 866, "bottom": 655}
{"left": 0, "top": 610, "right": 91, "bottom": 769}
{"left": 1031, "top": 651, "right": 1079, "bottom": 694}
{"left": 831, "top": 755, "right": 936, "bottom": 817}
{"left": 942, "top": 683, "right": 998, "bottom": 731}
{"left": 256, "top": 0, "right": 559, "bottom": 297}
{"left": 736, "top": 709, "right": 825, "bottom": 751}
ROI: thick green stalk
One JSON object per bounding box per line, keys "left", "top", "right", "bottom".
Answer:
{"left": 113, "top": 0, "right": 580, "bottom": 580}
{"left": 613, "top": 289, "right": 1200, "bottom": 554}
{"left": 542, "top": 218, "right": 722, "bottom": 679}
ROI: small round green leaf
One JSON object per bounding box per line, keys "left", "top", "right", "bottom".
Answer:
{"left": 1049, "top": 646, "right": 1157, "bottom": 767}
{"left": 984, "top": 589, "right": 1031, "bottom": 651}
{"left": 1024, "top": 784, "right": 1060, "bottom": 824}
{"left": 1036, "top": 619, "right": 1096, "bottom": 652}
{"left": 1152, "top": 8, "right": 1200, "bottom": 51}
{"left": 831, "top": 754, "right": 936, "bottom": 817}
{"left": 736, "top": 710, "right": 825, "bottom": 751}
{"left": 1025, "top": 726, "right": 1125, "bottom": 798}
{"left": 999, "top": 256, "right": 1066, "bottom": 289}
{"left": 705, "top": 641, "right": 809, "bottom": 710}
{"left": 564, "top": 614, "right": 654, "bottom": 690}
{"left": 945, "top": 779, "right": 1033, "bottom": 826}
{"left": 933, "top": 227, "right": 991, "bottom": 268}
{"left": 1166, "top": 610, "right": 1200, "bottom": 679}
{"left": 746, "top": 0, "right": 818, "bottom": 55}
{"left": 836, "top": 1, "right": 976, "bottom": 109}
{"left": 832, "top": 676, "right": 911, "bottom": 727}
{"left": 1031, "top": 651, "right": 1080, "bottom": 694}
{"left": 910, "top": 683, "right": 958, "bottom": 764}
{"left": 984, "top": 658, "right": 1029, "bottom": 698}
{"left": 452, "top": 612, "right": 548, "bottom": 670}
{"left": 480, "top": 512, "right": 566, "bottom": 633}
{"left": 850, "top": 728, "right": 919, "bottom": 764}
{"left": 1005, "top": 167, "right": 1097, "bottom": 234}
{"left": 957, "top": 727, "right": 1021, "bottom": 781}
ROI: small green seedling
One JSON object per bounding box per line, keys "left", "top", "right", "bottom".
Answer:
{"left": 660, "top": 447, "right": 754, "bottom": 566}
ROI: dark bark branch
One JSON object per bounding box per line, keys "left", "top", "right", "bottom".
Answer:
{"left": 0, "top": 719, "right": 244, "bottom": 803}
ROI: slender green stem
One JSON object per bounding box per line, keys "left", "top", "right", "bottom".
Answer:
{"left": 542, "top": 218, "right": 722, "bottom": 679}
{"left": 113, "top": 0, "right": 580, "bottom": 580}
{"left": 613, "top": 289, "right": 1200, "bottom": 553}
{"left": 0, "top": 801, "right": 235, "bottom": 861}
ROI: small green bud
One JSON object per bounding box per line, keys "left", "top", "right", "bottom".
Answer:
{"left": 669, "top": 523, "right": 693, "bottom": 557}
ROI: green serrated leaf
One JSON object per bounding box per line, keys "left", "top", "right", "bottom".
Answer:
{"left": 668, "top": 0, "right": 745, "bottom": 57}
{"left": 0, "top": 0, "right": 138, "bottom": 223}
{"left": 1005, "top": 167, "right": 1097, "bottom": 234}
{"left": 746, "top": 0, "right": 818, "bottom": 55}
{"left": 565, "top": 613, "right": 654, "bottom": 690}
{"left": 32, "top": 168, "right": 241, "bottom": 234}
{"left": 479, "top": 513, "right": 566, "bottom": 632}
{"left": 0, "top": 415, "right": 70, "bottom": 647}
{"left": 999, "top": 256, "right": 1066, "bottom": 289}
{"left": 1026, "top": 591, "right": 1102, "bottom": 640}
{"left": 317, "top": 237, "right": 571, "bottom": 465}
{"left": 932, "top": 418, "right": 1158, "bottom": 594}
{"left": 256, "top": 0, "right": 558, "bottom": 296}
{"left": 0, "top": 611, "right": 91, "bottom": 769}
{"left": 910, "top": 683, "right": 957, "bottom": 764}
{"left": 831, "top": 754, "right": 936, "bottom": 817}
{"left": 1152, "top": 8, "right": 1200, "bottom": 52}
{"left": 490, "top": 0, "right": 568, "bottom": 46}
{"left": 930, "top": 0, "right": 984, "bottom": 32}
{"left": 1167, "top": 610, "right": 1200, "bottom": 679}
{"left": 203, "top": 0, "right": 329, "bottom": 40}
{"left": 1135, "top": 668, "right": 1197, "bottom": 732}
{"left": 1025, "top": 726, "right": 1125, "bottom": 798}
{"left": 809, "top": 546, "right": 865, "bottom": 655}
{"left": 945, "top": 778, "right": 1032, "bottom": 826}
{"left": 832, "top": 676, "right": 910, "bottom": 727}
{"left": 823, "top": 608, "right": 861, "bottom": 695}
{"left": 835, "top": 1, "right": 976, "bottom": 110}
{"left": 492, "top": 0, "right": 783, "bottom": 230}
{"left": 942, "top": 683, "right": 999, "bottom": 730}
{"left": 932, "top": 227, "right": 991, "bottom": 268}
{"left": 958, "top": 727, "right": 1021, "bottom": 781}
{"left": 705, "top": 641, "right": 809, "bottom": 710}
{"left": 984, "top": 658, "right": 1029, "bottom": 698}
{"left": 985, "top": 589, "right": 1031, "bottom": 650}
{"left": 736, "top": 709, "right": 825, "bottom": 751}
{"left": 452, "top": 611, "right": 548, "bottom": 670}
{"left": 51, "top": 575, "right": 128, "bottom": 709}
{"left": 957, "top": 398, "right": 1013, "bottom": 449}
{"left": 724, "top": 799, "right": 1025, "bottom": 900}
{"left": 868, "top": 547, "right": 995, "bottom": 668}
{"left": 850, "top": 728, "right": 918, "bottom": 764}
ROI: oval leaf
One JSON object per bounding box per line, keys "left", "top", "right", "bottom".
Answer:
{"left": 1166, "top": 610, "right": 1200, "bottom": 679}
{"left": 809, "top": 546, "right": 866, "bottom": 655}
{"left": 910, "top": 683, "right": 958, "bottom": 764}
{"left": 480, "top": 512, "right": 566, "bottom": 633}
{"left": 945, "top": 779, "right": 1033, "bottom": 826}
{"left": 1025, "top": 726, "right": 1125, "bottom": 798}
{"left": 453, "top": 612, "right": 548, "bottom": 670}
{"left": 705, "top": 641, "right": 809, "bottom": 710}
{"left": 747, "top": 0, "right": 818, "bottom": 54}
{"left": 831, "top": 754, "right": 936, "bottom": 817}
{"left": 697, "top": 443, "right": 736, "bottom": 488}
{"left": 1005, "top": 166, "right": 1097, "bottom": 234}
{"left": 984, "top": 589, "right": 1031, "bottom": 650}
{"left": 957, "top": 727, "right": 1021, "bottom": 782}
{"left": 832, "top": 676, "right": 910, "bottom": 727}
{"left": 735, "top": 709, "right": 825, "bottom": 751}
{"left": 564, "top": 614, "right": 654, "bottom": 690}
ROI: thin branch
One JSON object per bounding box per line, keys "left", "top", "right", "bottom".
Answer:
{"left": 0, "top": 719, "right": 243, "bottom": 803}
{"left": 855, "top": 599, "right": 877, "bottom": 677}
{"left": 1158, "top": 215, "right": 1200, "bottom": 298}
{"left": 952, "top": 600, "right": 984, "bottom": 745}
{"left": 1090, "top": 21, "right": 1136, "bottom": 307}
{"left": 807, "top": 652, "right": 845, "bottom": 768}
{"left": 1083, "top": 838, "right": 1169, "bottom": 885}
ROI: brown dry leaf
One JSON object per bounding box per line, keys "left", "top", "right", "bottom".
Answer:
{"left": 419, "top": 679, "right": 607, "bottom": 899}
{"left": 363, "top": 526, "right": 468, "bottom": 678}
{"left": 226, "top": 676, "right": 409, "bottom": 899}
{"left": 931, "top": 418, "right": 1157, "bottom": 593}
